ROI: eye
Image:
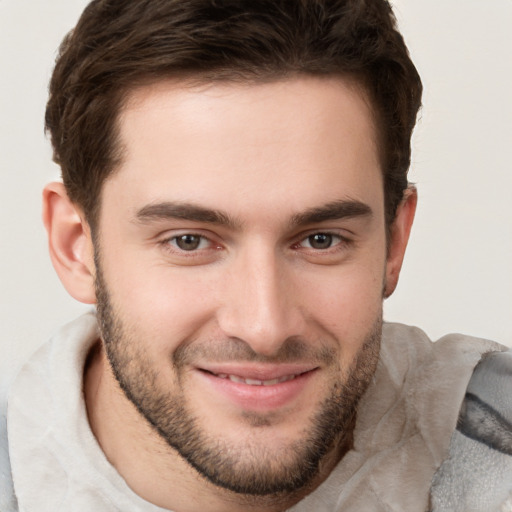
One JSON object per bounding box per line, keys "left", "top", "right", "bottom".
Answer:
{"left": 169, "top": 234, "right": 211, "bottom": 251}
{"left": 299, "top": 233, "right": 343, "bottom": 250}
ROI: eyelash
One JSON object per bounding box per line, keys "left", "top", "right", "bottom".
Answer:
{"left": 158, "top": 230, "right": 352, "bottom": 256}
{"left": 294, "top": 232, "right": 350, "bottom": 252}
{"left": 159, "top": 232, "right": 219, "bottom": 255}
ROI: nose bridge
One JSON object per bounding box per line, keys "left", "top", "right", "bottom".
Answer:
{"left": 217, "top": 242, "right": 302, "bottom": 355}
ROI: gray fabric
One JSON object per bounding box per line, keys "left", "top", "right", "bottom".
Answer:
{"left": 1, "top": 313, "right": 507, "bottom": 511}
{"left": 431, "top": 351, "right": 512, "bottom": 511}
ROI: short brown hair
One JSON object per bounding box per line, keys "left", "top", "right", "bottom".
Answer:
{"left": 45, "top": 0, "right": 422, "bottom": 229}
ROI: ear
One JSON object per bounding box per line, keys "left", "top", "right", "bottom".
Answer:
{"left": 42, "top": 182, "right": 96, "bottom": 304}
{"left": 384, "top": 187, "right": 417, "bottom": 298}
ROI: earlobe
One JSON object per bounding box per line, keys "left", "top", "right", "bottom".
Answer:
{"left": 384, "top": 187, "right": 417, "bottom": 298}
{"left": 42, "top": 182, "right": 97, "bottom": 304}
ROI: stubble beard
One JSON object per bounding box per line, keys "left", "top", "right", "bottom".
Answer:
{"left": 94, "top": 261, "right": 382, "bottom": 499}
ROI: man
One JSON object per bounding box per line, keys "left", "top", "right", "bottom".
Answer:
{"left": 1, "top": 1, "right": 511, "bottom": 511}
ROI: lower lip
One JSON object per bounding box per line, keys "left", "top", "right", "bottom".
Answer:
{"left": 196, "top": 370, "right": 317, "bottom": 412}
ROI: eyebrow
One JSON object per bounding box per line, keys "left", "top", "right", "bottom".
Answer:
{"left": 290, "top": 200, "right": 373, "bottom": 227}
{"left": 135, "top": 202, "right": 240, "bottom": 229}
{"left": 135, "top": 199, "right": 372, "bottom": 229}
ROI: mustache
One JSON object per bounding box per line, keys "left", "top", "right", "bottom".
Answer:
{"left": 172, "top": 336, "right": 338, "bottom": 368}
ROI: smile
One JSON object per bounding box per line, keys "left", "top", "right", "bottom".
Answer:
{"left": 196, "top": 366, "right": 319, "bottom": 411}
{"left": 212, "top": 373, "right": 299, "bottom": 386}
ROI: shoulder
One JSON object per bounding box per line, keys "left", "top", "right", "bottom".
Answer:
{"left": 431, "top": 349, "right": 512, "bottom": 512}
{"left": 382, "top": 322, "right": 504, "bottom": 361}
{"left": 380, "top": 323, "right": 504, "bottom": 400}
{"left": 0, "top": 376, "right": 18, "bottom": 512}
{"left": 1, "top": 312, "right": 98, "bottom": 512}
{"left": 459, "top": 350, "right": 512, "bottom": 458}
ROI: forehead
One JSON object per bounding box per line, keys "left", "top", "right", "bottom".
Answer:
{"left": 106, "top": 76, "right": 383, "bottom": 223}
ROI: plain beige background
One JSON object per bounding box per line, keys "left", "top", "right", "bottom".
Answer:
{"left": 1, "top": 0, "right": 511, "bottom": 394}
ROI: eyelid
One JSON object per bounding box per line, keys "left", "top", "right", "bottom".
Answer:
{"left": 169, "top": 234, "right": 211, "bottom": 251}
{"left": 158, "top": 230, "right": 222, "bottom": 253}
{"left": 298, "top": 232, "right": 344, "bottom": 249}
{"left": 293, "top": 229, "right": 352, "bottom": 246}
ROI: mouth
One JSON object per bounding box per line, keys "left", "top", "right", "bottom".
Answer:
{"left": 203, "top": 371, "right": 303, "bottom": 387}
{"left": 194, "top": 365, "right": 319, "bottom": 411}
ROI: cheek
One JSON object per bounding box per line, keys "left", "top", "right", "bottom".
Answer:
{"left": 303, "top": 268, "right": 383, "bottom": 321}
{"left": 294, "top": 258, "right": 385, "bottom": 352}
{"left": 104, "top": 256, "right": 219, "bottom": 351}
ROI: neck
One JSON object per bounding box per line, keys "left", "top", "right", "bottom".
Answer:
{"left": 84, "top": 342, "right": 349, "bottom": 512}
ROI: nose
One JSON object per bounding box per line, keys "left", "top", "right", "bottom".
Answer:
{"left": 216, "top": 245, "right": 306, "bottom": 357}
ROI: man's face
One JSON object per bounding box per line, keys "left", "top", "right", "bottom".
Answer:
{"left": 94, "top": 77, "right": 389, "bottom": 495}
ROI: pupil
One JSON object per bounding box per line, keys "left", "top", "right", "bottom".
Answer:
{"left": 310, "top": 233, "right": 332, "bottom": 249}
{"left": 177, "top": 235, "right": 200, "bottom": 251}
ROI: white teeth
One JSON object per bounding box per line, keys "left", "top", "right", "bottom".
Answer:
{"left": 215, "top": 373, "right": 298, "bottom": 386}
{"left": 228, "top": 375, "right": 247, "bottom": 384}
{"left": 244, "top": 378, "right": 264, "bottom": 385}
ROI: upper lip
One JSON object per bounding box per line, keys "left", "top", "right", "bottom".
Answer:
{"left": 196, "top": 363, "right": 318, "bottom": 381}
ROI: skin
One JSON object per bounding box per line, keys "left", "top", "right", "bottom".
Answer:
{"left": 43, "top": 76, "right": 416, "bottom": 511}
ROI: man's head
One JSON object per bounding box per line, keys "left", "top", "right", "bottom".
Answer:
{"left": 42, "top": 0, "right": 420, "bottom": 507}
{"left": 45, "top": 0, "right": 421, "bottom": 233}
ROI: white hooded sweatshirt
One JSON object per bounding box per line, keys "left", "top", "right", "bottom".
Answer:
{"left": 0, "top": 312, "right": 509, "bottom": 511}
